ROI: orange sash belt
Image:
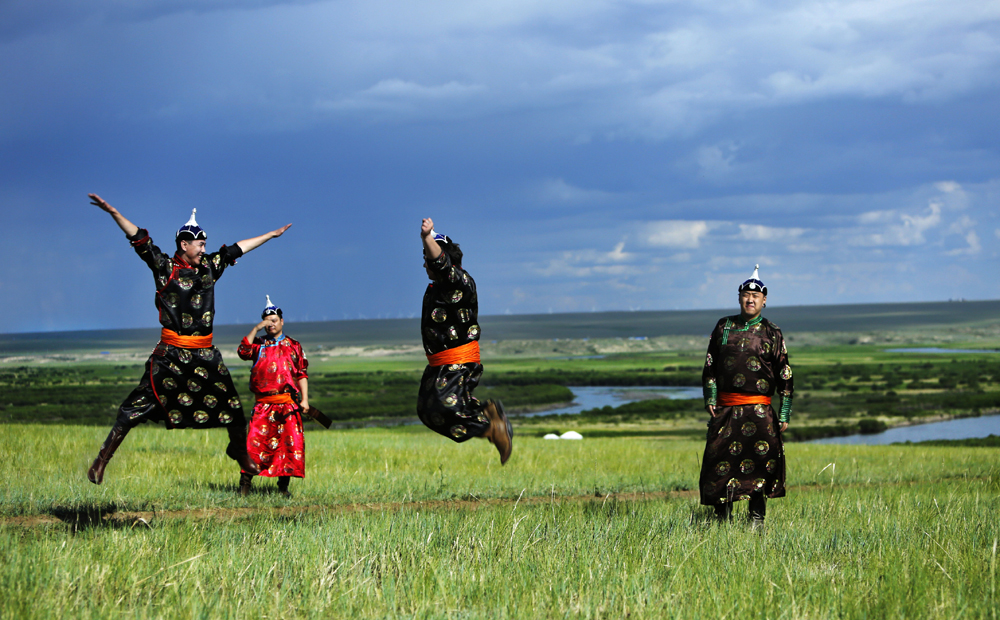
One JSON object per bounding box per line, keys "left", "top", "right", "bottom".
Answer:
{"left": 255, "top": 393, "right": 295, "bottom": 405}
{"left": 160, "top": 328, "right": 213, "bottom": 349}
{"left": 426, "top": 341, "right": 481, "bottom": 367}
{"left": 718, "top": 392, "right": 771, "bottom": 406}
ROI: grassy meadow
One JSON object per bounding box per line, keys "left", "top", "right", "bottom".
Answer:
{"left": 3, "top": 302, "right": 1000, "bottom": 618}
{"left": 2, "top": 425, "right": 1000, "bottom": 618}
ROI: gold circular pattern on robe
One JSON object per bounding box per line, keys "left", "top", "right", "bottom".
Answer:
{"left": 706, "top": 352, "right": 713, "bottom": 366}
{"left": 781, "top": 365, "right": 793, "bottom": 380}
{"left": 162, "top": 378, "right": 177, "bottom": 390}
{"left": 721, "top": 426, "right": 732, "bottom": 439}
{"left": 765, "top": 459, "right": 777, "bottom": 472}
{"left": 164, "top": 293, "right": 179, "bottom": 308}
{"left": 756, "top": 378, "right": 770, "bottom": 393}
{"left": 201, "top": 311, "right": 212, "bottom": 326}
{"left": 228, "top": 396, "right": 241, "bottom": 409}
{"left": 181, "top": 314, "right": 193, "bottom": 328}
{"left": 459, "top": 308, "right": 470, "bottom": 323}
{"left": 177, "top": 277, "right": 194, "bottom": 290}
{"left": 198, "top": 348, "right": 214, "bottom": 360}
{"left": 218, "top": 362, "right": 229, "bottom": 376}
{"left": 724, "top": 357, "right": 736, "bottom": 370}
{"left": 436, "top": 377, "right": 448, "bottom": 390}
{"left": 740, "top": 459, "right": 755, "bottom": 474}
{"left": 450, "top": 424, "right": 468, "bottom": 439}
{"left": 448, "top": 290, "right": 463, "bottom": 304}
{"left": 467, "top": 325, "right": 480, "bottom": 340}
{"left": 193, "top": 410, "right": 209, "bottom": 424}
{"left": 746, "top": 356, "right": 761, "bottom": 372}
{"left": 178, "top": 349, "right": 193, "bottom": 363}
{"left": 201, "top": 273, "right": 214, "bottom": 288}
{"left": 431, "top": 308, "right": 447, "bottom": 322}
{"left": 741, "top": 421, "right": 756, "bottom": 436}
{"left": 447, "top": 326, "right": 459, "bottom": 340}
{"left": 714, "top": 461, "right": 731, "bottom": 477}
{"left": 732, "top": 373, "right": 746, "bottom": 388}
{"left": 733, "top": 406, "right": 744, "bottom": 420}
{"left": 754, "top": 404, "right": 768, "bottom": 417}
{"left": 754, "top": 440, "right": 769, "bottom": 455}
{"left": 132, "top": 395, "right": 148, "bottom": 407}
{"left": 194, "top": 367, "right": 209, "bottom": 379}
{"left": 443, "top": 393, "right": 458, "bottom": 407}
{"left": 218, "top": 412, "right": 232, "bottom": 424}
{"left": 167, "top": 362, "right": 183, "bottom": 375}
{"left": 476, "top": 412, "right": 489, "bottom": 424}
{"left": 728, "top": 441, "right": 743, "bottom": 455}
{"left": 177, "top": 393, "right": 193, "bottom": 406}
{"left": 190, "top": 294, "right": 203, "bottom": 309}
{"left": 187, "top": 379, "right": 202, "bottom": 392}
{"left": 214, "top": 381, "right": 227, "bottom": 392}
{"left": 204, "top": 395, "right": 218, "bottom": 408}
{"left": 767, "top": 424, "right": 776, "bottom": 436}
{"left": 726, "top": 478, "right": 739, "bottom": 489}
{"left": 753, "top": 478, "right": 766, "bottom": 491}
{"left": 168, "top": 411, "right": 183, "bottom": 424}
{"left": 762, "top": 342, "right": 772, "bottom": 354}
{"left": 269, "top": 437, "right": 280, "bottom": 450}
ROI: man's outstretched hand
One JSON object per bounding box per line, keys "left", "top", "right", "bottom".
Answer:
{"left": 89, "top": 193, "right": 116, "bottom": 214}
{"left": 421, "top": 218, "right": 434, "bottom": 238}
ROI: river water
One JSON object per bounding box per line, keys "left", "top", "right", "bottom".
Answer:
{"left": 809, "top": 414, "right": 1000, "bottom": 445}
{"left": 534, "top": 386, "right": 1000, "bottom": 445}
{"left": 523, "top": 385, "right": 702, "bottom": 418}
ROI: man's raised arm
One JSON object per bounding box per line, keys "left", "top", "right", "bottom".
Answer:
{"left": 236, "top": 224, "right": 292, "bottom": 254}
{"left": 89, "top": 193, "right": 139, "bottom": 238}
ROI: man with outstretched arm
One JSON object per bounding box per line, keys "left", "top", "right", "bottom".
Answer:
{"left": 699, "top": 265, "right": 793, "bottom": 528}
{"left": 237, "top": 296, "right": 310, "bottom": 498}
{"left": 417, "top": 218, "right": 513, "bottom": 464}
{"left": 86, "top": 193, "right": 291, "bottom": 485}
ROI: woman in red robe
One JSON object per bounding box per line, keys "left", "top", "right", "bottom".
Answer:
{"left": 237, "top": 296, "right": 309, "bottom": 497}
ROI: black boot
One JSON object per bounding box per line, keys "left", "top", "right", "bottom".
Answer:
{"left": 277, "top": 476, "right": 291, "bottom": 498}
{"left": 226, "top": 425, "right": 261, "bottom": 475}
{"left": 748, "top": 493, "right": 767, "bottom": 529}
{"left": 239, "top": 472, "right": 254, "bottom": 496}
{"left": 714, "top": 502, "right": 733, "bottom": 523}
{"left": 88, "top": 423, "right": 130, "bottom": 485}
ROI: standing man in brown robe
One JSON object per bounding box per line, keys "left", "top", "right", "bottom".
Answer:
{"left": 699, "top": 265, "right": 793, "bottom": 526}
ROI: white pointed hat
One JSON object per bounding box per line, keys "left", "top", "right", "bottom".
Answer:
{"left": 176, "top": 208, "right": 207, "bottom": 240}
{"left": 261, "top": 294, "right": 281, "bottom": 318}
{"left": 738, "top": 264, "right": 767, "bottom": 295}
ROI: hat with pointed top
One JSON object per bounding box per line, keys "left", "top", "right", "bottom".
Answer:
{"left": 261, "top": 294, "right": 282, "bottom": 319}
{"left": 739, "top": 264, "right": 767, "bottom": 296}
{"left": 176, "top": 208, "right": 207, "bottom": 241}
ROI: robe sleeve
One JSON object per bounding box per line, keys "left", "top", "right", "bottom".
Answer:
{"left": 702, "top": 320, "right": 725, "bottom": 408}
{"left": 128, "top": 228, "right": 172, "bottom": 277}
{"left": 292, "top": 341, "right": 309, "bottom": 381}
{"left": 204, "top": 243, "right": 244, "bottom": 282}
{"left": 771, "top": 325, "right": 794, "bottom": 423}
{"left": 237, "top": 336, "right": 260, "bottom": 362}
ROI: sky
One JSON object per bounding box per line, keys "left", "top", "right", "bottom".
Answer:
{"left": 2, "top": 0, "right": 998, "bottom": 333}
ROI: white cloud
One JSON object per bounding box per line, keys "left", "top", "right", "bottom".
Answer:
{"left": 537, "top": 178, "right": 616, "bottom": 205}
{"left": 645, "top": 220, "right": 712, "bottom": 249}
{"left": 738, "top": 224, "right": 805, "bottom": 242}
{"left": 853, "top": 201, "right": 942, "bottom": 246}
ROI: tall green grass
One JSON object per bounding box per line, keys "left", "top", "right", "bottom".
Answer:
{"left": 2, "top": 425, "right": 999, "bottom": 618}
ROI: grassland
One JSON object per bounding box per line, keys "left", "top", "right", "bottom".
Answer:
{"left": 2, "top": 425, "right": 999, "bottom": 619}
{"left": 3, "top": 303, "right": 1000, "bottom": 618}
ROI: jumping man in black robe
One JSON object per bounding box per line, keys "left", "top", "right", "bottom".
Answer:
{"left": 86, "top": 193, "right": 291, "bottom": 485}
{"left": 417, "top": 218, "right": 513, "bottom": 464}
